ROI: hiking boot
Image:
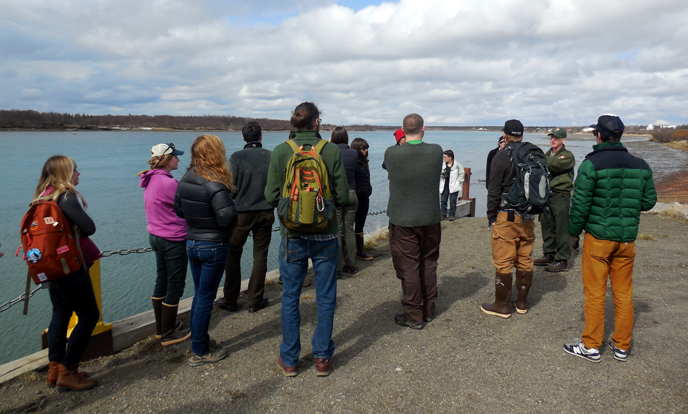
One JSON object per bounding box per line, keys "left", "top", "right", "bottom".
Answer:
{"left": 248, "top": 297, "right": 269, "bottom": 313}
{"left": 56, "top": 363, "right": 98, "bottom": 392}
{"left": 47, "top": 361, "right": 87, "bottom": 388}
{"left": 423, "top": 316, "right": 434, "bottom": 323}
{"left": 563, "top": 339, "right": 601, "bottom": 363}
{"left": 394, "top": 313, "right": 425, "bottom": 330}
{"left": 277, "top": 357, "right": 298, "bottom": 377}
{"left": 342, "top": 265, "right": 357, "bottom": 275}
{"left": 315, "top": 358, "right": 331, "bottom": 377}
{"left": 608, "top": 340, "right": 629, "bottom": 362}
{"left": 188, "top": 347, "right": 227, "bottom": 367}
{"left": 481, "top": 272, "right": 512, "bottom": 319}
{"left": 448, "top": 216, "right": 455, "bottom": 221}
{"left": 441, "top": 214, "right": 447, "bottom": 221}
{"left": 545, "top": 260, "right": 567, "bottom": 273}
{"left": 534, "top": 253, "right": 555, "bottom": 266}
{"left": 216, "top": 298, "right": 238, "bottom": 312}
{"left": 355, "top": 233, "right": 373, "bottom": 261}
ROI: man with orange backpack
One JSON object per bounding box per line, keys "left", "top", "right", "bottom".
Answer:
{"left": 265, "top": 102, "right": 349, "bottom": 377}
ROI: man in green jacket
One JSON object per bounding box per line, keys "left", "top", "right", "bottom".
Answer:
{"left": 264, "top": 102, "right": 349, "bottom": 377}
{"left": 534, "top": 128, "right": 575, "bottom": 272}
{"left": 563, "top": 114, "right": 656, "bottom": 363}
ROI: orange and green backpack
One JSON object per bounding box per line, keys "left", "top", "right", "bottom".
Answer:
{"left": 277, "top": 139, "right": 336, "bottom": 232}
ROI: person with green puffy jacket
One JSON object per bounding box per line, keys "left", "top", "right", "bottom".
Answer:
{"left": 563, "top": 114, "right": 657, "bottom": 364}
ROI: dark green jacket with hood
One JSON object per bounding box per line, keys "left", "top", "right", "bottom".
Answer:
{"left": 568, "top": 141, "right": 657, "bottom": 242}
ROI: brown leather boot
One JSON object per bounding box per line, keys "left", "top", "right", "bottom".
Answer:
{"left": 355, "top": 233, "right": 372, "bottom": 261}
{"left": 47, "top": 361, "right": 88, "bottom": 388}
{"left": 534, "top": 253, "right": 554, "bottom": 266}
{"left": 481, "top": 272, "right": 513, "bottom": 318}
{"left": 56, "top": 363, "right": 97, "bottom": 392}
{"left": 514, "top": 270, "right": 533, "bottom": 314}
{"left": 152, "top": 296, "right": 164, "bottom": 339}
{"left": 160, "top": 303, "right": 190, "bottom": 347}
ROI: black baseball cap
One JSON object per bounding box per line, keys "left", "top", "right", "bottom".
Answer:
{"left": 590, "top": 114, "right": 624, "bottom": 138}
{"left": 502, "top": 119, "right": 523, "bottom": 137}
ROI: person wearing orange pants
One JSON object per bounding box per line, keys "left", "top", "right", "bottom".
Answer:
{"left": 564, "top": 114, "right": 656, "bottom": 363}
{"left": 581, "top": 233, "right": 636, "bottom": 351}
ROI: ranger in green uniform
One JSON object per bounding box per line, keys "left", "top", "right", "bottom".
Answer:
{"left": 534, "top": 128, "right": 575, "bottom": 272}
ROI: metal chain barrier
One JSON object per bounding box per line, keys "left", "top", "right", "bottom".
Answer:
{"left": 0, "top": 287, "right": 42, "bottom": 314}
{"left": 2, "top": 210, "right": 390, "bottom": 312}
{"left": 0, "top": 246, "right": 154, "bottom": 313}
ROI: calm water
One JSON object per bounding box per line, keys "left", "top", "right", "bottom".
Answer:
{"left": 0, "top": 130, "right": 666, "bottom": 364}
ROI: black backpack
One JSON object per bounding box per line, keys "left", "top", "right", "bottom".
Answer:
{"left": 502, "top": 142, "right": 550, "bottom": 214}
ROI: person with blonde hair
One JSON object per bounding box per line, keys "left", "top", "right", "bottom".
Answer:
{"left": 35, "top": 155, "right": 99, "bottom": 392}
{"left": 174, "top": 135, "right": 237, "bottom": 366}
{"left": 139, "top": 143, "right": 190, "bottom": 347}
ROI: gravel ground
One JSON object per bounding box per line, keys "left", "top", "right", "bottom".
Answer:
{"left": 1, "top": 212, "right": 687, "bottom": 414}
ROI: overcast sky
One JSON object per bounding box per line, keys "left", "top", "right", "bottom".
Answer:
{"left": 1, "top": 0, "right": 687, "bottom": 126}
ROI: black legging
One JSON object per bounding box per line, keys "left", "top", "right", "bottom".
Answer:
{"left": 354, "top": 196, "right": 370, "bottom": 233}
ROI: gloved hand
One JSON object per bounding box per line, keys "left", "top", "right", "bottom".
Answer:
{"left": 569, "top": 235, "right": 580, "bottom": 251}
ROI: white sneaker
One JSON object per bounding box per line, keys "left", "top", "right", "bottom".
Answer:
{"left": 563, "top": 339, "right": 601, "bottom": 363}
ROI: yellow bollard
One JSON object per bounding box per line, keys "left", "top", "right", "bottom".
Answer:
{"left": 67, "top": 259, "right": 113, "bottom": 337}
{"left": 41, "top": 259, "right": 114, "bottom": 359}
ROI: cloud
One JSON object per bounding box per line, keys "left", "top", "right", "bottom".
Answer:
{"left": 0, "top": 0, "right": 687, "bottom": 125}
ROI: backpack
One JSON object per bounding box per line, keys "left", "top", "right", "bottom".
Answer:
{"left": 277, "top": 139, "right": 336, "bottom": 232}
{"left": 502, "top": 142, "right": 550, "bottom": 214}
{"left": 19, "top": 198, "right": 85, "bottom": 284}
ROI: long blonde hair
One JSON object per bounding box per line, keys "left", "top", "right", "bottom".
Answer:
{"left": 137, "top": 154, "right": 175, "bottom": 177}
{"left": 187, "top": 135, "right": 234, "bottom": 190}
{"left": 33, "top": 155, "right": 84, "bottom": 205}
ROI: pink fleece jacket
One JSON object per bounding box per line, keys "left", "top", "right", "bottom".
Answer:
{"left": 140, "top": 169, "right": 187, "bottom": 242}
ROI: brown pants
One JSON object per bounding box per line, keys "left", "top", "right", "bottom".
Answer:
{"left": 224, "top": 210, "right": 275, "bottom": 307}
{"left": 491, "top": 211, "right": 534, "bottom": 274}
{"left": 581, "top": 233, "right": 635, "bottom": 350}
{"left": 389, "top": 223, "right": 441, "bottom": 325}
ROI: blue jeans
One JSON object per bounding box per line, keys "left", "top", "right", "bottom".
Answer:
{"left": 440, "top": 188, "right": 459, "bottom": 217}
{"left": 187, "top": 240, "right": 228, "bottom": 356}
{"left": 279, "top": 237, "right": 338, "bottom": 366}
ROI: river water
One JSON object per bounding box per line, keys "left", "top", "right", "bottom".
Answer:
{"left": 0, "top": 129, "right": 680, "bottom": 365}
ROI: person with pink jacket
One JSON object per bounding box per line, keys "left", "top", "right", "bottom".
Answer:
{"left": 139, "top": 143, "right": 190, "bottom": 347}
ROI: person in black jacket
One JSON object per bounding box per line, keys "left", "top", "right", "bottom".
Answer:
{"left": 351, "top": 137, "right": 373, "bottom": 261}
{"left": 34, "top": 155, "right": 99, "bottom": 392}
{"left": 174, "top": 134, "right": 237, "bottom": 367}
{"left": 485, "top": 136, "right": 505, "bottom": 190}
{"left": 331, "top": 127, "right": 358, "bottom": 274}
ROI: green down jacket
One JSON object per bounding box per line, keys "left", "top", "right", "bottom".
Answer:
{"left": 568, "top": 141, "right": 657, "bottom": 242}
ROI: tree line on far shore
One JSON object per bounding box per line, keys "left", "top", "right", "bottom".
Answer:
{"left": 0, "top": 109, "right": 684, "bottom": 137}
{"left": 0, "top": 109, "right": 383, "bottom": 131}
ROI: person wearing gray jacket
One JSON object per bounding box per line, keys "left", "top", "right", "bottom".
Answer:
{"left": 218, "top": 122, "right": 275, "bottom": 314}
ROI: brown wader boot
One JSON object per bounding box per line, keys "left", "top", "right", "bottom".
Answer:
{"left": 47, "top": 361, "right": 88, "bottom": 388}
{"left": 514, "top": 270, "right": 533, "bottom": 314}
{"left": 355, "top": 233, "right": 372, "bottom": 261}
{"left": 160, "top": 303, "right": 190, "bottom": 346}
{"left": 481, "top": 272, "right": 512, "bottom": 319}
{"left": 56, "top": 363, "right": 98, "bottom": 392}
{"left": 154, "top": 297, "right": 183, "bottom": 340}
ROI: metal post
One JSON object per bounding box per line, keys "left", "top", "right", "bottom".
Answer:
{"left": 460, "top": 167, "right": 476, "bottom": 217}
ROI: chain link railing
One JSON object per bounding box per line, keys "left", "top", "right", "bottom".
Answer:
{"left": 2, "top": 209, "right": 389, "bottom": 313}
{"left": 0, "top": 246, "right": 154, "bottom": 314}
